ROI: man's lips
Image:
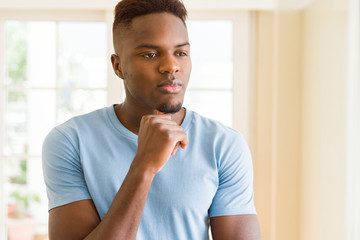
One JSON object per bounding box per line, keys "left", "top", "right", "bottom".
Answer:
{"left": 157, "top": 80, "right": 182, "bottom": 93}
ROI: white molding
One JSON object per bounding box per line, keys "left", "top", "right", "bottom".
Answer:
{"left": 184, "top": 0, "right": 274, "bottom": 10}
{"left": 345, "top": 0, "right": 360, "bottom": 239}
{"left": 275, "top": 0, "right": 313, "bottom": 10}
{"left": 0, "top": 10, "right": 106, "bottom": 21}
{"left": 0, "top": 0, "right": 313, "bottom": 11}
{"left": 232, "top": 12, "right": 253, "bottom": 145}
{"left": 0, "top": 0, "right": 118, "bottom": 10}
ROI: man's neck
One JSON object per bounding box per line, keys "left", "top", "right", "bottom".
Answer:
{"left": 114, "top": 102, "right": 186, "bottom": 135}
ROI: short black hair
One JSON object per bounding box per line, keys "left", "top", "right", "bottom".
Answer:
{"left": 113, "top": 0, "right": 187, "bottom": 30}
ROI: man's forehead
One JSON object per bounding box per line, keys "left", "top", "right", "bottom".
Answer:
{"left": 128, "top": 15, "right": 187, "bottom": 41}
{"left": 129, "top": 13, "right": 186, "bottom": 32}
{"left": 114, "top": 12, "right": 188, "bottom": 53}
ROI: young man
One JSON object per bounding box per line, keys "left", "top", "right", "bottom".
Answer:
{"left": 42, "top": 0, "right": 261, "bottom": 239}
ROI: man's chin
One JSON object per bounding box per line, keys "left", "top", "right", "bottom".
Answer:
{"left": 156, "top": 103, "right": 183, "bottom": 114}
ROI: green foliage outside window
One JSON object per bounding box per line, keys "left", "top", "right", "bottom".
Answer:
{"left": 5, "top": 21, "right": 28, "bottom": 86}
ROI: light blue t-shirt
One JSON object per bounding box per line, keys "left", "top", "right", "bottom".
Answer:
{"left": 42, "top": 105, "right": 256, "bottom": 240}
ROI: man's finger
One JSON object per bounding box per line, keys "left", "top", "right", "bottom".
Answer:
{"left": 171, "top": 142, "right": 180, "bottom": 156}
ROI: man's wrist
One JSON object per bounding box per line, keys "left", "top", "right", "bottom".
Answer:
{"left": 129, "top": 156, "right": 157, "bottom": 180}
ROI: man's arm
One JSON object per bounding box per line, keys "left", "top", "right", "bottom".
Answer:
{"left": 49, "top": 200, "right": 101, "bottom": 240}
{"left": 210, "top": 215, "right": 261, "bottom": 240}
{"left": 47, "top": 114, "right": 188, "bottom": 240}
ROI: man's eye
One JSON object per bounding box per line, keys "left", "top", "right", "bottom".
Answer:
{"left": 143, "top": 53, "right": 157, "bottom": 58}
{"left": 177, "top": 51, "right": 188, "bottom": 57}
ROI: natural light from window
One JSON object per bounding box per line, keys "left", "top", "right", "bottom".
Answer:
{"left": 1, "top": 19, "right": 234, "bottom": 239}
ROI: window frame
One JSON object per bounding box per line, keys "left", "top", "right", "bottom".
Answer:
{"left": 0, "top": 17, "right": 5, "bottom": 240}
{"left": 187, "top": 11, "right": 254, "bottom": 143}
{"left": 0, "top": 10, "right": 112, "bottom": 238}
{"left": 0, "top": 9, "right": 254, "bottom": 238}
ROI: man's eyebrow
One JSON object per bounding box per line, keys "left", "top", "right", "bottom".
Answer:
{"left": 134, "top": 42, "right": 190, "bottom": 49}
{"left": 134, "top": 44, "right": 160, "bottom": 49}
{"left": 176, "top": 42, "right": 190, "bottom": 48}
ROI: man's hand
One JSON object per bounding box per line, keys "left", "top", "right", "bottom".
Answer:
{"left": 132, "top": 113, "right": 188, "bottom": 175}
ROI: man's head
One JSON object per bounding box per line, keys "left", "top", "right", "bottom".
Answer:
{"left": 111, "top": 0, "right": 191, "bottom": 114}
{"left": 113, "top": 0, "right": 188, "bottom": 54}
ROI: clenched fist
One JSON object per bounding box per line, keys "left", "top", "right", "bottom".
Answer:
{"left": 131, "top": 114, "right": 188, "bottom": 175}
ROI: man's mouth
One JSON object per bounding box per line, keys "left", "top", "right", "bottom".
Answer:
{"left": 157, "top": 81, "right": 182, "bottom": 93}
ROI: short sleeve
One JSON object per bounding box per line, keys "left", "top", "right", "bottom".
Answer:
{"left": 42, "top": 127, "right": 91, "bottom": 211}
{"left": 209, "top": 134, "right": 256, "bottom": 217}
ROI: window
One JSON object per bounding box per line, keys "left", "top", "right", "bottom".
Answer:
{"left": 1, "top": 17, "right": 108, "bottom": 239}
{"left": 186, "top": 20, "right": 233, "bottom": 126}
{"left": 187, "top": 11, "right": 253, "bottom": 142}
{"left": 0, "top": 10, "right": 252, "bottom": 239}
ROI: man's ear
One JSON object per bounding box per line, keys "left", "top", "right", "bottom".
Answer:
{"left": 111, "top": 54, "right": 124, "bottom": 79}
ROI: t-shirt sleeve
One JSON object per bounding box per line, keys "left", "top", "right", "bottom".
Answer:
{"left": 209, "top": 134, "right": 256, "bottom": 217}
{"left": 42, "top": 127, "right": 91, "bottom": 211}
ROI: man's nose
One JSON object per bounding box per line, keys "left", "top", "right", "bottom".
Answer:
{"left": 158, "top": 54, "right": 180, "bottom": 74}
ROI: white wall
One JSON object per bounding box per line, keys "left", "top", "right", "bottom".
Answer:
{"left": 345, "top": 0, "right": 360, "bottom": 239}
{"left": 253, "top": 0, "right": 357, "bottom": 239}
{"left": 254, "top": 10, "right": 302, "bottom": 240}
{"left": 301, "top": 0, "right": 350, "bottom": 239}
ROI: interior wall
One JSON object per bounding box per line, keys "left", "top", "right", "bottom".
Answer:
{"left": 300, "top": 0, "right": 349, "bottom": 239}
{"left": 273, "top": 11, "right": 302, "bottom": 240}
{"left": 254, "top": 11, "right": 275, "bottom": 240}
{"left": 254, "top": 10, "right": 302, "bottom": 240}
{"left": 254, "top": 1, "right": 351, "bottom": 240}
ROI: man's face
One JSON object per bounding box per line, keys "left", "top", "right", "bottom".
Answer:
{"left": 113, "top": 13, "right": 192, "bottom": 114}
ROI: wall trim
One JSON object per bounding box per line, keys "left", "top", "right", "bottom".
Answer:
{"left": 345, "top": 0, "right": 360, "bottom": 238}
{"left": 0, "top": 0, "right": 313, "bottom": 11}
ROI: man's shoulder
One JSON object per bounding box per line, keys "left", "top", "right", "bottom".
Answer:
{"left": 185, "top": 110, "right": 246, "bottom": 148}
{"left": 59, "top": 106, "right": 109, "bottom": 129}
{"left": 47, "top": 106, "right": 110, "bottom": 141}
{"left": 187, "top": 110, "right": 240, "bottom": 136}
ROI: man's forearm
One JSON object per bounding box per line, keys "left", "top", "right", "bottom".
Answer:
{"left": 85, "top": 163, "right": 155, "bottom": 240}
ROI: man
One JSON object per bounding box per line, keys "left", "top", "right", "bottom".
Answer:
{"left": 42, "top": 0, "right": 260, "bottom": 239}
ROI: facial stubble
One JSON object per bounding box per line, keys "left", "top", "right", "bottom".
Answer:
{"left": 156, "top": 102, "right": 183, "bottom": 114}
